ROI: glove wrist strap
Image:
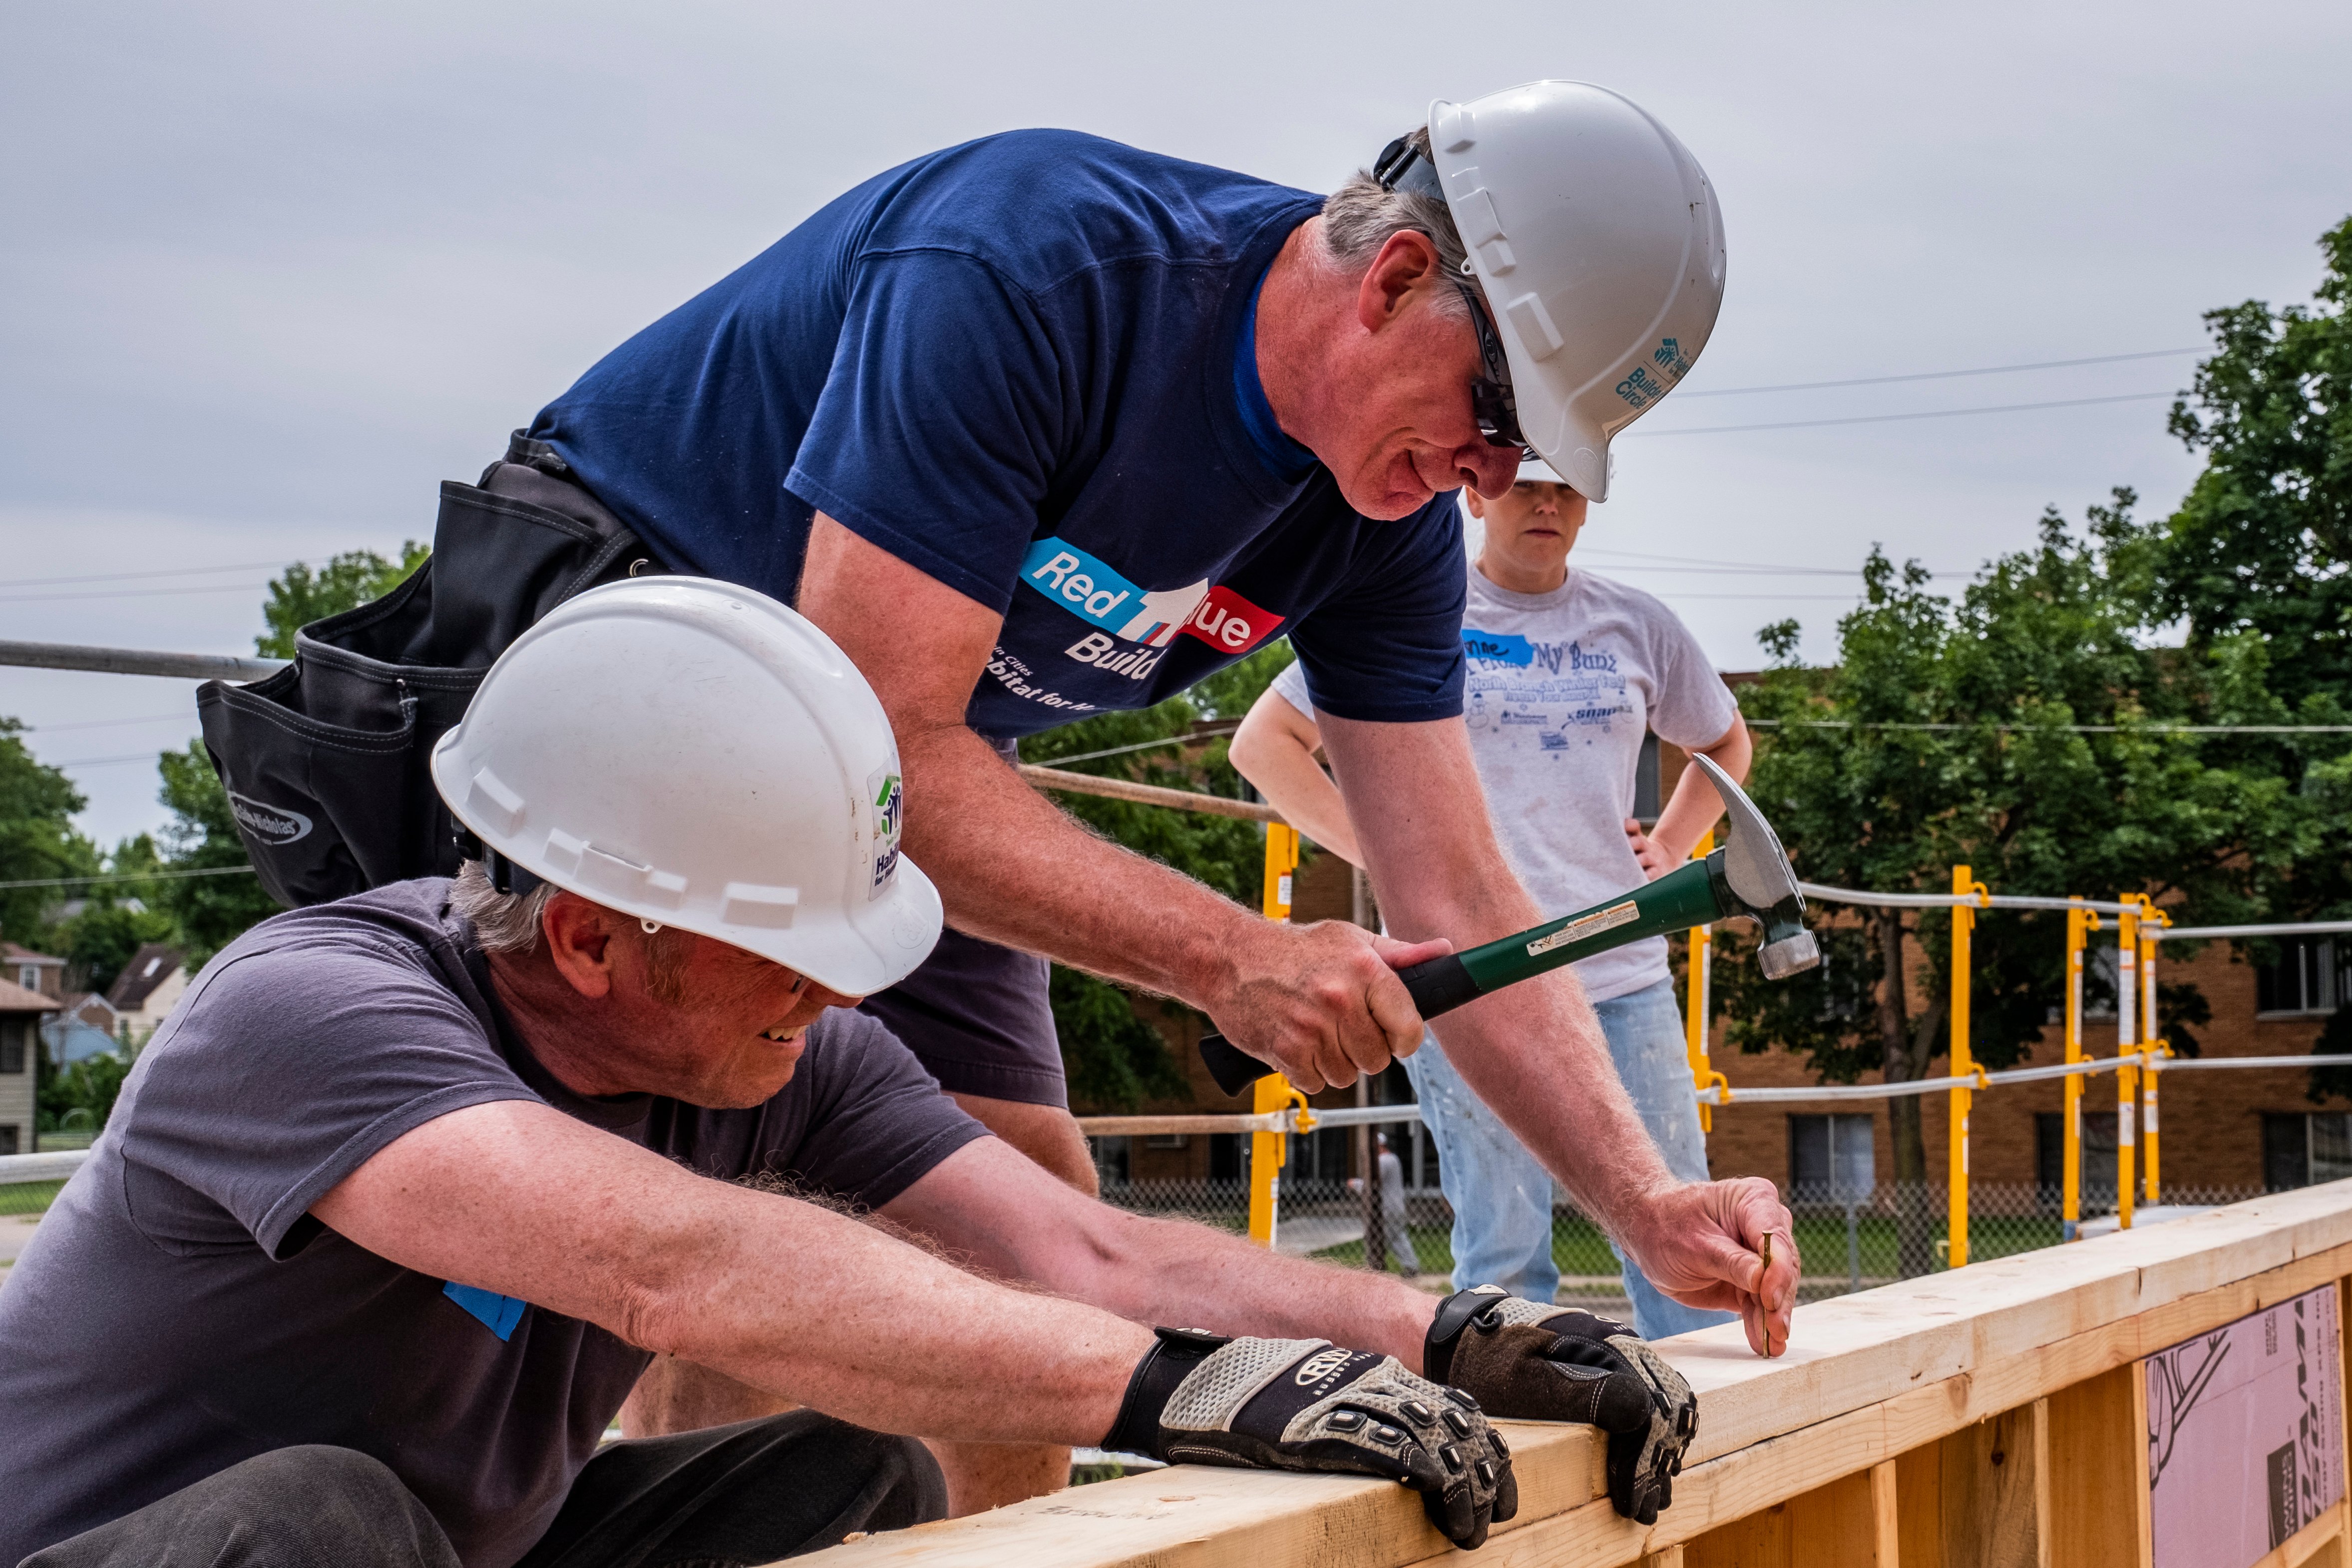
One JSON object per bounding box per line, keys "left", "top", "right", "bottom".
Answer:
{"left": 1104, "top": 1327, "right": 1230, "bottom": 1460}
{"left": 1425, "top": 1286, "right": 1510, "bottom": 1385}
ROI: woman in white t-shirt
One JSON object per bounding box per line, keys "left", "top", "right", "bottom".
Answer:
{"left": 1230, "top": 458, "right": 1751, "bottom": 1337}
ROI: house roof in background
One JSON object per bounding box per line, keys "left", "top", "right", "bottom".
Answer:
{"left": 0, "top": 977, "right": 61, "bottom": 1013}
{"left": 106, "top": 943, "right": 185, "bottom": 1012}
{"left": 0, "top": 942, "right": 65, "bottom": 967}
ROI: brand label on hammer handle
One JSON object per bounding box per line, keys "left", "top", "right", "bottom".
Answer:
{"left": 1527, "top": 900, "right": 1640, "bottom": 958}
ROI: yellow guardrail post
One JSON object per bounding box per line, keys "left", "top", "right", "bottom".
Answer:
{"left": 2115, "top": 898, "right": 2139, "bottom": 1230}
{"left": 2063, "top": 899, "right": 2099, "bottom": 1242}
{"left": 1246, "top": 822, "right": 1303, "bottom": 1249}
{"left": 1685, "top": 830, "right": 1724, "bottom": 1134}
{"left": 2140, "top": 898, "right": 2168, "bottom": 1206}
{"left": 1949, "top": 865, "right": 1984, "bottom": 1268}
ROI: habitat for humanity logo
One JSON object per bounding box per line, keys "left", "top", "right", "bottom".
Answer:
{"left": 1020, "top": 537, "right": 1283, "bottom": 680}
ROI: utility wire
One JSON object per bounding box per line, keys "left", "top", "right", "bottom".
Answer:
{"left": 0, "top": 863, "right": 256, "bottom": 891}
{"left": 1748, "top": 719, "right": 2352, "bottom": 735}
{"left": 15, "top": 711, "right": 196, "bottom": 734}
{"left": 1625, "top": 390, "right": 2172, "bottom": 439}
{"left": 1679, "top": 347, "right": 2201, "bottom": 398}
{"left": 0, "top": 581, "right": 273, "bottom": 607}
{"left": 0, "top": 559, "right": 294, "bottom": 591}
{"left": 46, "top": 752, "right": 186, "bottom": 768}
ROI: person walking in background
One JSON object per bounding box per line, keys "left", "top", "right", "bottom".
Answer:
{"left": 1230, "top": 458, "right": 1751, "bottom": 1338}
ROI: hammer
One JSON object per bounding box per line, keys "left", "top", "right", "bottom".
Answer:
{"left": 1197, "top": 754, "right": 1821, "bottom": 1095}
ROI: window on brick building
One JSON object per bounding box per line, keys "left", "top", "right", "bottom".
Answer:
{"left": 2034, "top": 1112, "right": 2120, "bottom": 1203}
{"left": 2085, "top": 947, "right": 2120, "bottom": 1019}
{"left": 1789, "top": 1114, "right": 1875, "bottom": 1200}
{"left": 1092, "top": 1135, "right": 1130, "bottom": 1188}
{"left": 2263, "top": 1113, "right": 2352, "bottom": 1191}
{"left": 2256, "top": 939, "right": 2348, "bottom": 1017}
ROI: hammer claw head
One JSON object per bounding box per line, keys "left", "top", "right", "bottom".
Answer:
{"left": 1686, "top": 753, "right": 1805, "bottom": 916}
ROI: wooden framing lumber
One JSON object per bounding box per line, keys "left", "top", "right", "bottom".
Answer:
{"left": 783, "top": 1182, "right": 2352, "bottom": 1568}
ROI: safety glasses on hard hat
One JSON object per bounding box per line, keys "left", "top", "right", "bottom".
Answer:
{"left": 1375, "top": 135, "right": 1530, "bottom": 455}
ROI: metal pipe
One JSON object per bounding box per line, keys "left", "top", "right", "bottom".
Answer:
{"left": 1020, "top": 764, "right": 1282, "bottom": 823}
{"left": 1949, "top": 864, "right": 1978, "bottom": 1268}
{"left": 2151, "top": 921, "right": 2352, "bottom": 941}
{"left": 0, "top": 1150, "right": 90, "bottom": 1184}
{"left": 2116, "top": 903, "right": 2140, "bottom": 1231}
{"left": 0, "top": 638, "right": 286, "bottom": 684}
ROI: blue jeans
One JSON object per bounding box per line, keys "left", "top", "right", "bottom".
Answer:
{"left": 1401, "top": 976, "right": 1735, "bottom": 1340}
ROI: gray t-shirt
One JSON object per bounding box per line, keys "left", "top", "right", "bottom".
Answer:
{"left": 0, "top": 880, "right": 986, "bottom": 1568}
{"left": 1276, "top": 562, "right": 1737, "bottom": 1002}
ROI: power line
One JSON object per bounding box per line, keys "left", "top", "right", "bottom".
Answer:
{"left": 1625, "top": 390, "right": 2172, "bottom": 439}
{"left": 0, "top": 559, "right": 294, "bottom": 591}
{"left": 0, "top": 581, "right": 274, "bottom": 607}
{"left": 0, "top": 863, "right": 256, "bottom": 891}
{"left": 47, "top": 752, "right": 181, "bottom": 768}
{"left": 1748, "top": 719, "right": 2352, "bottom": 735}
{"left": 1679, "top": 347, "right": 2201, "bottom": 398}
{"left": 15, "top": 711, "right": 196, "bottom": 734}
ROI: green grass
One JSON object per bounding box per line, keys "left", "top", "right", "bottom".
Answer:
{"left": 0, "top": 1181, "right": 62, "bottom": 1218}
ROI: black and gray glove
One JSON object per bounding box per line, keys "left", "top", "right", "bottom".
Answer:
{"left": 1424, "top": 1285, "right": 1697, "bottom": 1526}
{"left": 1107, "top": 1327, "right": 1518, "bottom": 1549}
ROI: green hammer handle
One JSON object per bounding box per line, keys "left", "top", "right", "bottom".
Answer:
{"left": 1198, "top": 853, "right": 1729, "bottom": 1096}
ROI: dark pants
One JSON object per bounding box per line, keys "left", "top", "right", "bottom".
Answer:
{"left": 22, "top": 1413, "right": 945, "bottom": 1568}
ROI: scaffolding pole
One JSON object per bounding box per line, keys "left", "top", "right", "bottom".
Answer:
{"left": 1246, "top": 823, "right": 1303, "bottom": 1249}
{"left": 2063, "top": 899, "right": 2096, "bottom": 1241}
{"left": 2115, "top": 901, "right": 2140, "bottom": 1231}
{"left": 1685, "top": 830, "right": 1724, "bottom": 1134}
{"left": 1948, "top": 865, "right": 1983, "bottom": 1268}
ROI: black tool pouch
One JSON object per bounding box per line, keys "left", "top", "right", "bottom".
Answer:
{"left": 196, "top": 436, "right": 656, "bottom": 909}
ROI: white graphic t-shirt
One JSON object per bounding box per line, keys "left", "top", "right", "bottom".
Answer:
{"left": 1273, "top": 562, "right": 1739, "bottom": 1002}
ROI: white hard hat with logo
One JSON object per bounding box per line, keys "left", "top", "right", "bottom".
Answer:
{"left": 429, "top": 577, "right": 942, "bottom": 996}
{"left": 1379, "top": 81, "right": 1725, "bottom": 503}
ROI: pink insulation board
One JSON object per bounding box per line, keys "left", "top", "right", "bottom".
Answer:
{"left": 2148, "top": 1283, "right": 2345, "bottom": 1568}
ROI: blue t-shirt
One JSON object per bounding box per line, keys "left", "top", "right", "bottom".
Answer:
{"left": 528, "top": 130, "right": 1467, "bottom": 738}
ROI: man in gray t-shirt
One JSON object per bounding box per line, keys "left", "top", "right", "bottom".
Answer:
{"left": 1233, "top": 458, "right": 1752, "bottom": 1337}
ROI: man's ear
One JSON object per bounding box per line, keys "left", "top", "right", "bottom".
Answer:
{"left": 1355, "top": 228, "right": 1443, "bottom": 333}
{"left": 540, "top": 892, "right": 619, "bottom": 1000}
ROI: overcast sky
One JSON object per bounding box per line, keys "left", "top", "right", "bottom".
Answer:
{"left": 4, "top": 0, "right": 2349, "bottom": 849}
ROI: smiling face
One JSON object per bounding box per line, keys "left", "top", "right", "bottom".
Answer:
{"left": 490, "top": 891, "right": 865, "bottom": 1109}
{"left": 1258, "top": 225, "right": 1524, "bottom": 520}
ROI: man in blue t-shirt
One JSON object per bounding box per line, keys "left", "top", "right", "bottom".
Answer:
{"left": 514, "top": 95, "right": 1796, "bottom": 1389}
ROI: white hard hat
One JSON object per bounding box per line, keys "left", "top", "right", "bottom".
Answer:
{"left": 1516, "top": 455, "right": 1569, "bottom": 484}
{"left": 429, "top": 577, "right": 943, "bottom": 996}
{"left": 1384, "top": 81, "right": 1725, "bottom": 503}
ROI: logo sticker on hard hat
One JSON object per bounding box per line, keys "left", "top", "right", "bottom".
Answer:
{"left": 868, "top": 767, "right": 903, "bottom": 898}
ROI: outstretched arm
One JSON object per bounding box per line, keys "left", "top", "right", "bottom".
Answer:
{"left": 1228, "top": 684, "right": 1364, "bottom": 866}
{"left": 1316, "top": 713, "right": 1797, "bottom": 1355}
{"left": 884, "top": 1136, "right": 1436, "bottom": 1363}
{"left": 312, "top": 1099, "right": 1153, "bottom": 1445}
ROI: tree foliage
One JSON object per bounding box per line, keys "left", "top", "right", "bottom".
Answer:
{"left": 1020, "top": 642, "right": 1300, "bottom": 1111}
{"left": 256, "top": 542, "right": 429, "bottom": 659}
{"left": 0, "top": 720, "right": 96, "bottom": 944}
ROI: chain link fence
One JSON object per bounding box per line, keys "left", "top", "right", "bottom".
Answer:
{"left": 1091, "top": 1172, "right": 2270, "bottom": 1305}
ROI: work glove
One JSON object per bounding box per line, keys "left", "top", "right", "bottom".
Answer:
{"left": 1105, "top": 1327, "right": 1518, "bottom": 1549}
{"left": 1423, "top": 1285, "right": 1697, "bottom": 1526}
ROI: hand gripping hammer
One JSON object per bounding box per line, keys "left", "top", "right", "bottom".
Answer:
{"left": 1198, "top": 753, "right": 1822, "bottom": 1095}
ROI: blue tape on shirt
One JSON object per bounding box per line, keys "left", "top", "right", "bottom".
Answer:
{"left": 1462, "top": 628, "right": 1534, "bottom": 667}
{"left": 443, "top": 1280, "right": 528, "bottom": 1342}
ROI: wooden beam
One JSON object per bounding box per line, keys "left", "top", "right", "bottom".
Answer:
{"left": 1018, "top": 765, "right": 1281, "bottom": 823}
{"left": 782, "top": 1184, "right": 2352, "bottom": 1568}
{"left": 1932, "top": 1399, "right": 2048, "bottom": 1568}
{"left": 2046, "top": 1363, "right": 2150, "bottom": 1568}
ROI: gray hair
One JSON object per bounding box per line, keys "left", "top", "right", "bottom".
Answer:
{"left": 450, "top": 858, "right": 558, "bottom": 954}
{"left": 1320, "top": 126, "right": 1470, "bottom": 318}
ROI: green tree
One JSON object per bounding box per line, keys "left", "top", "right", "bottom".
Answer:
{"left": 2132, "top": 215, "right": 2352, "bottom": 1092}
{"left": 55, "top": 834, "right": 176, "bottom": 993}
{"left": 0, "top": 720, "right": 98, "bottom": 944}
{"left": 1020, "top": 642, "right": 1300, "bottom": 1111}
{"left": 1718, "top": 499, "right": 2282, "bottom": 1271}
{"left": 153, "top": 742, "right": 282, "bottom": 965}
{"left": 256, "top": 542, "right": 429, "bottom": 658}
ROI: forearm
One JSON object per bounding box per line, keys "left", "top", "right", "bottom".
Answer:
{"left": 901, "top": 720, "right": 1257, "bottom": 1004}
{"left": 1322, "top": 716, "right": 1679, "bottom": 1239}
{"left": 317, "top": 1103, "right": 1154, "bottom": 1448}
{"left": 1227, "top": 700, "right": 1364, "bottom": 865}
{"left": 1647, "top": 724, "right": 1752, "bottom": 864}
